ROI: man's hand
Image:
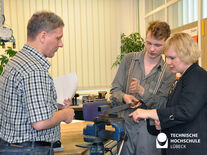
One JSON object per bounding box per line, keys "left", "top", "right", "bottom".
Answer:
{"left": 57, "top": 98, "right": 73, "bottom": 110}
{"left": 32, "top": 107, "right": 75, "bottom": 130}
{"left": 60, "top": 98, "right": 74, "bottom": 124}
{"left": 123, "top": 94, "right": 138, "bottom": 104}
{"left": 63, "top": 98, "right": 73, "bottom": 108}
{"left": 62, "top": 108, "right": 75, "bottom": 124}
{"left": 129, "top": 78, "right": 145, "bottom": 96}
{"left": 123, "top": 94, "right": 142, "bottom": 108}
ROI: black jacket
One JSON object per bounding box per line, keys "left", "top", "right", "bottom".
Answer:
{"left": 157, "top": 63, "right": 207, "bottom": 155}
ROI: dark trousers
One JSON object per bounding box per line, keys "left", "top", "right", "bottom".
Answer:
{"left": 0, "top": 138, "right": 54, "bottom": 155}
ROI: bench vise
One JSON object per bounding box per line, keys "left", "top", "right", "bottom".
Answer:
{"left": 76, "top": 104, "right": 129, "bottom": 155}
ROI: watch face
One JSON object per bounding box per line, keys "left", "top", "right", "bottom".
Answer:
{"left": 0, "top": 14, "right": 5, "bottom": 26}
{"left": 0, "top": 27, "right": 13, "bottom": 41}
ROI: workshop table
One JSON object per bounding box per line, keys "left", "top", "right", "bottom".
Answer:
{"left": 55, "top": 121, "right": 93, "bottom": 155}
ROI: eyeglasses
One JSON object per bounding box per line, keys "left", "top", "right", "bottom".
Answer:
{"left": 168, "top": 79, "right": 178, "bottom": 96}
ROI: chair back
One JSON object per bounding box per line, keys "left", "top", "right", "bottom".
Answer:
{"left": 83, "top": 100, "right": 107, "bottom": 121}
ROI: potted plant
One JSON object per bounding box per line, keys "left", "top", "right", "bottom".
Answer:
{"left": 0, "top": 41, "right": 17, "bottom": 75}
{"left": 112, "top": 32, "right": 145, "bottom": 68}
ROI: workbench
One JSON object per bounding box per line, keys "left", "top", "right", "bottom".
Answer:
{"left": 55, "top": 121, "right": 93, "bottom": 155}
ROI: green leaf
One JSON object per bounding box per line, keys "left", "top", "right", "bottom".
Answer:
{"left": 0, "top": 65, "right": 4, "bottom": 75}
{"left": 0, "top": 65, "right": 3, "bottom": 75}
{"left": 0, "top": 41, "right": 17, "bottom": 75}
{"left": 5, "top": 47, "right": 17, "bottom": 57}
{"left": 112, "top": 32, "right": 145, "bottom": 68}
{"left": 0, "top": 55, "right": 9, "bottom": 66}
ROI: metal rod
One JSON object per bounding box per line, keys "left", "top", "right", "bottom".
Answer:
{"left": 117, "top": 139, "right": 124, "bottom": 155}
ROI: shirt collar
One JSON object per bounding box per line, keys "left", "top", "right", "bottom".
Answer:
{"left": 133, "top": 51, "right": 165, "bottom": 71}
{"left": 23, "top": 44, "right": 51, "bottom": 70}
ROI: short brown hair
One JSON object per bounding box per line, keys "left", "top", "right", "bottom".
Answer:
{"left": 27, "top": 11, "right": 64, "bottom": 40}
{"left": 164, "top": 32, "right": 200, "bottom": 64}
{"left": 146, "top": 21, "right": 171, "bottom": 41}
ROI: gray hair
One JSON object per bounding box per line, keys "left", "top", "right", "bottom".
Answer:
{"left": 27, "top": 11, "right": 64, "bottom": 40}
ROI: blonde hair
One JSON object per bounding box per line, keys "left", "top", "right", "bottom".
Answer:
{"left": 164, "top": 32, "right": 200, "bottom": 64}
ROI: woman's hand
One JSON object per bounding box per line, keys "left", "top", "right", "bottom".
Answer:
{"left": 129, "top": 109, "right": 159, "bottom": 123}
{"left": 155, "top": 120, "right": 161, "bottom": 130}
{"left": 129, "top": 109, "right": 149, "bottom": 123}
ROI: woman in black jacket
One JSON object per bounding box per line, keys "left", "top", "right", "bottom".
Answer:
{"left": 129, "top": 32, "right": 207, "bottom": 155}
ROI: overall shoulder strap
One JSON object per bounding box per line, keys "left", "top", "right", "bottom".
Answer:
{"left": 147, "top": 63, "right": 167, "bottom": 136}
{"left": 152, "top": 63, "right": 167, "bottom": 94}
{"left": 126, "top": 52, "right": 139, "bottom": 94}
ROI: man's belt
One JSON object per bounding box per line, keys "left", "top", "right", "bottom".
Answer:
{"left": 9, "top": 141, "right": 52, "bottom": 147}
